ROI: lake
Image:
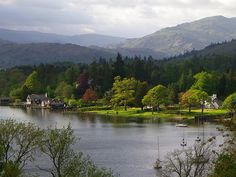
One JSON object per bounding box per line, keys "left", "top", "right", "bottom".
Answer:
{"left": 0, "top": 106, "right": 223, "bottom": 177}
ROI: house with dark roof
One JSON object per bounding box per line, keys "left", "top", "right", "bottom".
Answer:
{"left": 26, "top": 94, "right": 65, "bottom": 109}
{"left": 26, "top": 94, "right": 50, "bottom": 108}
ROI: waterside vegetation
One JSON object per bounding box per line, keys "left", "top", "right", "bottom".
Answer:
{"left": 1, "top": 52, "right": 236, "bottom": 119}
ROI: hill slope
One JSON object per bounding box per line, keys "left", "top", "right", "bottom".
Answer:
{"left": 0, "top": 42, "right": 116, "bottom": 68}
{"left": 0, "top": 28, "right": 125, "bottom": 47}
{"left": 121, "top": 16, "right": 236, "bottom": 56}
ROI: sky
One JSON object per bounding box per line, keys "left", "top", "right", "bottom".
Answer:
{"left": 0, "top": 0, "right": 235, "bottom": 38}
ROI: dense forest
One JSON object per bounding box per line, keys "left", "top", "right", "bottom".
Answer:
{"left": 1, "top": 50, "right": 236, "bottom": 104}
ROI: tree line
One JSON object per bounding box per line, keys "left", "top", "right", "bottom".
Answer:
{"left": 0, "top": 53, "right": 236, "bottom": 108}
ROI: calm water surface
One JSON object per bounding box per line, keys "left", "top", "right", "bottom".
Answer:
{"left": 0, "top": 106, "right": 222, "bottom": 177}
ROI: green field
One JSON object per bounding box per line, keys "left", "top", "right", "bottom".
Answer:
{"left": 86, "top": 107, "right": 228, "bottom": 119}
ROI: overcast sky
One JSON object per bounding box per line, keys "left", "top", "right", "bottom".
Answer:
{"left": 0, "top": 0, "right": 235, "bottom": 38}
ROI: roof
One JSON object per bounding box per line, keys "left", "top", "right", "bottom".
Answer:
{"left": 27, "top": 94, "right": 49, "bottom": 101}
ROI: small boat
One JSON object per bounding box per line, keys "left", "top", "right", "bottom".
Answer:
{"left": 154, "top": 159, "right": 162, "bottom": 169}
{"left": 176, "top": 123, "right": 188, "bottom": 127}
{"left": 154, "top": 136, "right": 162, "bottom": 169}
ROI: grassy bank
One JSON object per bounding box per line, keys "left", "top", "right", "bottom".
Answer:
{"left": 85, "top": 107, "right": 228, "bottom": 119}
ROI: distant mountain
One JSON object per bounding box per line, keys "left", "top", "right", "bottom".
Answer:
{"left": 0, "top": 28, "right": 126, "bottom": 47}
{"left": 0, "top": 42, "right": 116, "bottom": 68}
{"left": 90, "top": 46, "right": 166, "bottom": 59}
{"left": 1, "top": 37, "right": 236, "bottom": 69}
{"left": 120, "top": 16, "right": 236, "bottom": 56}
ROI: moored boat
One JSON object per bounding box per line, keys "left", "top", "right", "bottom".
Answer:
{"left": 176, "top": 123, "right": 188, "bottom": 127}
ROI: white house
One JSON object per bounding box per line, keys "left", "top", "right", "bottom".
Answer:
{"left": 205, "top": 94, "right": 220, "bottom": 109}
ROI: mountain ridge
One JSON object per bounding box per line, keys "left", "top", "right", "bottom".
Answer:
{"left": 0, "top": 28, "right": 126, "bottom": 47}
{"left": 120, "top": 16, "right": 236, "bottom": 56}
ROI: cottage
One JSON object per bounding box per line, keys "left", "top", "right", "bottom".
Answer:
{"left": 26, "top": 94, "right": 50, "bottom": 108}
{"left": 204, "top": 94, "right": 220, "bottom": 109}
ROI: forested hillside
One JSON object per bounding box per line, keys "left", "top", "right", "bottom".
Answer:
{"left": 0, "top": 42, "right": 116, "bottom": 68}
{"left": 1, "top": 43, "right": 236, "bottom": 102}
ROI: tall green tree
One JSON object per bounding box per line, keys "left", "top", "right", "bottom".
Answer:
{"left": 112, "top": 53, "right": 124, "bottom": 78}
{"left": 23, "top": 71, "right": 41, "bottom": 93}
{"left": 223, "top": 92, "right": 236, "bottom": 116}
{"left": 142, "top": 85, "right": 168, "bottom": 114}
{"left": 191, "top": 72, "right": 218, "bottom": 95}
{"left": 134, "top": 81, "right": 149, "bottom": 110}
{"left": 0, "top": 120, "right": 43, "bottom": 173}
{"left": 55, "top": 82, "right": 74, "bottom": 100}
{"left": 111, "top": 76, "right": 136, "bottom": 111}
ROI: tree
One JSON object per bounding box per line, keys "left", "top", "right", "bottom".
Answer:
{"left": 82, "top": 88, "right": 97, "bottom": 103}
{"left": 0, "top": 120, "right": 43, "bottom": 172}
{"left": 167, "top": 83, "right": 179, "bottom": 104}
{"left": 223, "top": 92, "right": 236, "bottom": 116}
{"left": 134, "top": 81, "right": 149, "bottom": 110}
{"left": 110, "top": 76, "right": 136, "bottom": 111}
{"left": 191, "top": 72, "right": 218, "bottom": 95}
{"left": 142, "top": 85, "right": 168, "bottom": 114}
{"left": 23, "top": 71, "right": 41, "bottom": 93}
{"left": 162, "top": 142, "right": 216, "bottom": 177}
{"left": 210, "top": 154, "right": 236, "bottom": 177}
{"left": 76, "top": 72, "right": 90, "bottom": 97}
{"left": 55, "top": 82, "right": 74, "bottom": 99}
{"left": 40, "top": 125, "right": 75, "bottom": 177}
{"left": 64, "top": 66, "right": 80, "bottom": 85}
{"left": 210, "top": 115, "right": 236, "bottom": 177}
{"left": 40, "top": 125, "right": 115, "bottom": 177}
{"left": 9, "top": 88, "right": 22, "bottom": 100}
{"left": 112, "top": 53, "right": 124, "bottom": 78}
{"left": 181, "top": 89, "right": 209, "bottom": 113}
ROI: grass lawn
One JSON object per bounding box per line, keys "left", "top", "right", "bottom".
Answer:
{"left": 87, "top": 107, "right": 228, "bottom": 119}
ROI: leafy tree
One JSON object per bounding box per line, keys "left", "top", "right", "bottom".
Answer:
{"left": 55, "top": 82, "right": 74, "bottom": 99}
{"left": 134, "top": 81, "right": 149, "bottom": 110}
{"left": 63, "top": 66, "right": 80, "bottom": 85}
{"left": 110, "top": 76, "right": 136, "bottom": 111}
{"left": 223, "top": 92, "right": 236, "bottom": 115}
{"left": 210, "top": 116, "right": 236, "bottom": 177}
{"left": 0, "top": 120, "right": 43, "bottom": 172}
{"left": 1, "top": 161, "right": 22, "bottom": 177}
{"left": 82, "top": 88, "right": 97, "bottom": 103}
{"left": 181, "top": 89, "right": 209, "bottom": 113}
{"left": 9, "top": 88, "right": 22, "bottom": 100}
{"left": 40, "top": 125, "right": 115, "bottom": 177}
{"left": 46, "top": 86, "right": 54, "bottom": 98}
{"left": 142, "top": 85, "right": 168, "bottom": 114}
{"left": 23, "top": 71, "right": 41, "bottom": 93}
{"left": 210, "top": 154, "right": 236, "bottom": 177}
{"left": 167, "top": 83, "right": 179, "bottom": 104}
{"left": 191, "top": 72, "right": 218, "bottom": 95}
{"left": 178, "top": 70, "right": 194, "bottom": 92}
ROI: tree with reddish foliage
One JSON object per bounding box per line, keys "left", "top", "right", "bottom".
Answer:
{"left": 82, "top": 88, "right": 97, "bottom": 103}
{"left": 76, "top": 72, "right": 89, "bottom": 97}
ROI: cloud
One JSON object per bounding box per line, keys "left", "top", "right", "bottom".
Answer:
{"left": 0, "top": 0, "right": 235, "bottom": 37}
